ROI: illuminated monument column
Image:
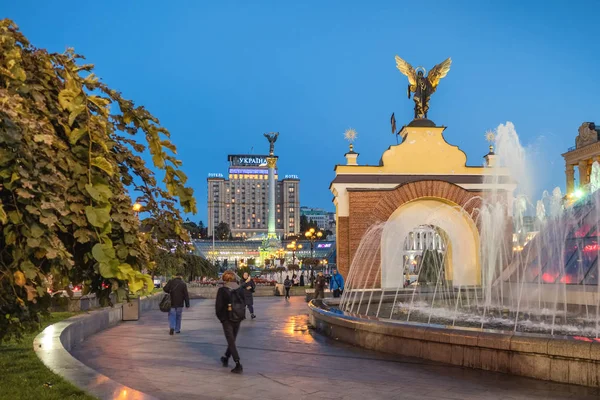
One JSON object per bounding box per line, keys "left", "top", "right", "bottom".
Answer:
{"left": 267, "top": 156, "right": 277, "bottom": 238}
{"left": 260, "top": 132, "right": 282, "bottom": 265}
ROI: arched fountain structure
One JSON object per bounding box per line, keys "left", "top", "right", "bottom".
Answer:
{"left": 311, "top": 120, "right": 600, "bottom": 388}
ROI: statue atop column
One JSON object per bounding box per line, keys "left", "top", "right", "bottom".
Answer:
{"left": 264, "top": 132, "right": 279, "bottom": 156}
{"left": 395, "top": 56, "right": 452, "bottom": 120}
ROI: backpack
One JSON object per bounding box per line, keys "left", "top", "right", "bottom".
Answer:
{"left": 159, "top": 293, "right": 171, "bottom": 312}
{"left": 228, "top": 287, "right": 246, "bottom": 322}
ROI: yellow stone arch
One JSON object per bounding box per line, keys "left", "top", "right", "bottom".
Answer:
{"left": 381, "top": 197, "right": 481, "bottom": 288}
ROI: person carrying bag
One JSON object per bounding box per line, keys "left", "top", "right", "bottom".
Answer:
{"left": 215, "top": 270, "right": 245, "bottom": 373}
{"left": 330, "top": 269, "right": 345, "bottom": 298}
{"left": 162, "top": 274, "right": 190, "bottom": 335}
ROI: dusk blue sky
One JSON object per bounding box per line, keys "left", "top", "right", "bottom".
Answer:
{"left": 5, "top": 1, "right": 600, "bottom": 223}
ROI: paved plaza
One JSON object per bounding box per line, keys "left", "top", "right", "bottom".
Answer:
{"left": 72, "top": 297, "right": 599, "bottom": 400}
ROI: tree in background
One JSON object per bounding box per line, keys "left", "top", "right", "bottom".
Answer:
{"left": 152, "top": 251, "right": 216, "bottom": 281}
{"left": 215, "top": 222, "right": 230, "bottom": 240}
{"left": 0, "top": 20, "right": 196, "bottom": 341}
{"left": 198, "top": 220, "right": 207, "bottom": 238}
{"left": 417, "top": 249, "right": 444, "bottom": 285}
{"left": 182, "top": 220, "right": 201, "bottom": 239}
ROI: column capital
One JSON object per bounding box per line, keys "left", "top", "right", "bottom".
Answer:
{"left": 266, "top": 157, "right": 277, "bottom": 169}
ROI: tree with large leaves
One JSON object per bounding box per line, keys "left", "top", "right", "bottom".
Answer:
{"left": 0, "top": 20, "right": 197, "bottom": 342}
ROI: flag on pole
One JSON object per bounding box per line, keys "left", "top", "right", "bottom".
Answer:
{"left": 391, "top": 113, "right": 396, "bottom": 135}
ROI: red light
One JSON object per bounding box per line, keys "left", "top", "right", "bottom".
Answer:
{"left": 575, "top": 225, "right": 592, "bottom": 238}
{"left": 574, "top": 336, "right": 593, "bottom": 342}
{"left": 584, "top": 243, "right": 600, "bottom": 252}
{"left": 541, "top": 272, "right": 557, "bottom": 283}
{"left": 559, "top": 275, "right": 573, "bottom": 284}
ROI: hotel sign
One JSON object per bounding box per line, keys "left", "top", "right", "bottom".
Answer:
{"left": 228, "top": 154, "right": 273, "bottom": 167}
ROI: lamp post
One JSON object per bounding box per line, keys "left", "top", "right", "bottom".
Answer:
{"left": 321, "top": 259, "right": 328, "bottom": 275}
{"left": 286, "top": 241, "right": 303, "bottom": 265}
{"left": 132, "top": 202, "right": 142, "bottom": 214}
{"left": 304, "top": 227, "right": 323, "bottom": 258}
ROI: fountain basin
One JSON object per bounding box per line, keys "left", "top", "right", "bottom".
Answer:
{"left": 308, "top": 299, "right": 600, "bottom": 388}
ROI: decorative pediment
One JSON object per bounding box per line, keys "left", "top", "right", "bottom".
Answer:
{"left": 378, "top": 126, "right": 471, "bottom": 174}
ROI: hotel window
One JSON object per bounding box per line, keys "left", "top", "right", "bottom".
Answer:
{"left": 289, "top": 207, "right": 293, "bottom": 212}
{"left": 288, "top": 187, "right": 294, "bottom": 192}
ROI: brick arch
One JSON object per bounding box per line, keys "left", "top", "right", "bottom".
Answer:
{"left": 341, "top": 181, "right": 483, "bottom": 280}
{"left": 371, "top": 180, "right": 482, "bottom": 225}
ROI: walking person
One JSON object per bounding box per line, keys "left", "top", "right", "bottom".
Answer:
{"left": 216, "top": 270, "right": 245, "bottom": 374}
{"left": 163, "top": 274, "right": 190, "bottom": 335}
{"left": 241, "top": 271, "right": 256, "bottom": 319}
{"left": 283, "top": 275, "right": 292, "bottom": 300}
{"left": 314, "top": 271, "right": 326, "bottom": 300}
{"left": 299, "top": 272, "right": 305, "bottom": 287}
{"left": 330, "top": 269, "right": 345, "bottom": 298}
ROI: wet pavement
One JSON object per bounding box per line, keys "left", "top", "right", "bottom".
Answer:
{"left": 71, "top": 297, "right": 600, "bottom": 400}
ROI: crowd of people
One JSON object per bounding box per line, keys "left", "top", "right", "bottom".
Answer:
{"left": 162, "top": 268, "right": 345, "bottom": 374}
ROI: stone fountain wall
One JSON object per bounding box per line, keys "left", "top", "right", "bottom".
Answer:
{"left": 309, "top": 300, "right": 600, "bottom": 388}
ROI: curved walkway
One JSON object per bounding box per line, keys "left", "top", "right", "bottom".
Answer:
{"left": 72, "top": 298, "right": 599, "bottom": 400}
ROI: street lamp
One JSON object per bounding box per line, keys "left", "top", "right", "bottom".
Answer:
{"left": 321, "top": 259, "right": 328, "bottom": 274}
{"left": 286, "top": 241, "right": 303, "bottom": 265}
{"left": 132, "top": 202, "right": 142, "bottom": 214}
{"left": 304, "top": 227, "right": 323, "bottom": 258}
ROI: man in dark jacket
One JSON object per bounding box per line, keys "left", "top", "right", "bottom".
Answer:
{"left": 314, "top": 272, "right": 326, "bottom": 300}
{"left": 163, "top": 274, "right": 190, "bottom": 335}
{"left": 241, "top": 272, "right": 256, "bottom": 319}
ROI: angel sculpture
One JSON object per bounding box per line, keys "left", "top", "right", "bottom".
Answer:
{"left": 395, "top": 56, "right": 452, "bottom": 120}
{"left": 264, "top": 132, "right": 279, "bottom": 155}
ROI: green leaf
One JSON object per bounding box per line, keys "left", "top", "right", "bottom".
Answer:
{"left": 91, "top": 157, "right": 114, "bottom": 177}
{"left": 99, "top": 262, "right": 116, "bottom": 278}
{"left": 25, "top": 205, "right": 41, "bottom": 216}
{"left": 68, "top": 104, "right": 86, "bottom": 126}
{"left": 21, "top": 261, "right": 37, "bottom": 280}
{"left": 27, "top": 237, "right": 41, "bottom": 248}
{"left": 85, "top": 205, "right": 111, "bottom": 227}
{"left": 88, "top": 95, "right": 110, "bottom": 110}
{"left": 29, "top": 224, "right": 44, "bottom": 238}
{"left": 92, "top": 243, "right": 115, "bottom": 263}
{"left": 58, "top": 89, "right": 77, "bottom": 110}
{"left": 69, "top": 127, "right": 87, "bottom": 144}
{"left": 128, "top": 272, "right": 144, "bottom": 294}
{"left": 115, "top": 263, "right": 134, "bottom": 280}
{"left": 116, "top": 246, "right": 129, "bottom": 259}
{"left": 0, "top": 203, "right": 6, "bottom": 224}
{"left": 73, "top": 228, "right": 94, "bottom": 243}
{"left": 85, "top": 183, "right": 113, "bottom": 202}
{"left": 33, "top": 134, "right": 54, "bottom": 145}
{"left": 8, "top": 211, "right": 21, "bottom": 224}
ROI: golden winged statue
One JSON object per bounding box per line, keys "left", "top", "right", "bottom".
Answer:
{"left": 395, "top": 56, "right": 452, "bottom": 120}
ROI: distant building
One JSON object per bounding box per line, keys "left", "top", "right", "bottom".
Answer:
{"left": 207, "top": 154, "right": 300, "bottom": 239}
{"left": 300, "top": 207, "right": 335, "bottom": 231}
{"left": 194, "top": 239, "right": 335, "bottom": 266}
